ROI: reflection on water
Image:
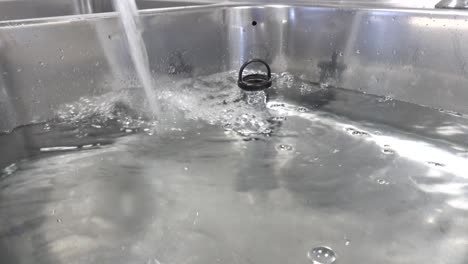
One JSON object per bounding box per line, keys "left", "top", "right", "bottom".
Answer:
{"left": 1, "top": 72, "right": 468, "bottom": 264}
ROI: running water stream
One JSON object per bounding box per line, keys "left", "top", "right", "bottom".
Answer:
{"left": 112, "top": 0, "right": 160, "bottom": 115}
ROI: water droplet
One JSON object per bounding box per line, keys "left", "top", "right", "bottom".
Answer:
{"left": 59, "top": 55, "right": 64, "bottom": 60}
{"left": 184, "top": 167, "right": 189, "bottom": 171}
{"left": 345, "top": 239, "right": 351, "bottom": 246}
{"left": 377, "top": 179, "right": 389, "bottom": 185}
{"left": 355, "top": 49, "right": 360, "bottom": 54}
{"left": 56, "top": 218, "right": 62, "bottom": 223}
{"left": 378, "top": 95, "right": 394, "bottom": 102}
{"left": 307, "top": 246, "right": 337, "bottom": 264}
{"left": 338, "top": 52, "right": 343, "bottom": 57}
{"left": 277, "top": 144, "right": 294, "bottom": 152}
{"left": 16, "top": 68, "right": 22, "bottom": 72}
{"left": 39, "top": 61, "right": 45, "bottom": 67}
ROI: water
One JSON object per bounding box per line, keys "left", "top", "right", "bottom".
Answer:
{"left": 2, "top": 72, "right": 468, "bottom": 264}
{"left": 308, "top": 246, "right": 337, "bottom": 264}
{"left": 112, "top": 0, "right": 159, "bottom": 115}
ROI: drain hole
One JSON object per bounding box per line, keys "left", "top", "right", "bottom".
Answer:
{"left": 252, "top": 21, "right": 257, "bottom": 26}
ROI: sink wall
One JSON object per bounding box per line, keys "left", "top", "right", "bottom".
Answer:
{"left": 0, "top": 5, "right": 467, "bottom": 131}
{"left": 0, "top": 0, "right": 209, "bottom": 21}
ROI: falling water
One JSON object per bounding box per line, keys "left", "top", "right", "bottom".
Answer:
{"left": 112, "top": 0, "right": 159, "bottom": 115}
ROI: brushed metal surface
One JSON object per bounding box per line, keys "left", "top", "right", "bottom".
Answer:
{"left": 0, "top": 0, "right": 209, "bottom": 21}
{"left": 1, "top": 5, "right": 468, "bottom": 131}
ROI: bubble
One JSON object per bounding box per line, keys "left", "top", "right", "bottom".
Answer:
{"left": 356, "top": 49, "right": 360, "bottom": 54}
{"left": 276, "top": 144, "right": 294, "bottom": 152}
{"left": 307, "top": 246, "right": 337, "bottom": 264}
{"left": 377, "top": 179, "right": 389, "bottom": 185}
{"left": 378, "top": 96, "right": 394, "bottom": 103}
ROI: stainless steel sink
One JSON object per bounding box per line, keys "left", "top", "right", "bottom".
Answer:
{"left": 0, "top": 0, "right": 209, "bottom": 21}
{"left": 1, "top": 3, "right": 468, "bottom": 264}
{"left": 1, "top": 3, "right": 467, "bottom": 131}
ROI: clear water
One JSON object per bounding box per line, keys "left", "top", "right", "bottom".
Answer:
{"left": 308, "top": 246, "right": 337, "bottom": 264}
{"left": 1, "top": 72, "right": 468, "bottom": 264}
{"left": 112, "top": 0, "right": 160, "bottom": 115}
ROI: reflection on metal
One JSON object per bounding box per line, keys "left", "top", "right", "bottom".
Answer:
{"left": 73, "top": 0, "right": 113, "bottom": 14}
{"left": 435, "top": 0, "right": 468, "bottom": 9}
{"left": 0, "top": 0, "right": 209, "bottom": 22}
{"left": 317, "top": 52, "right": 346, "bottom": 85}
{"left": 0, "top": 4, "right": 467, "bottom": 128}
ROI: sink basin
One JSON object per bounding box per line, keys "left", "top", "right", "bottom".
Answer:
{"left": 0, "top": 0, "right": 209, "bottom": 21}
{"left": 1, "top": 3, "right": 468, "bottom": 264}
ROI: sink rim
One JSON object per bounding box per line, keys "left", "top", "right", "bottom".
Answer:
{"left": 1, "top": 2, "right": 468, "bottom": 27}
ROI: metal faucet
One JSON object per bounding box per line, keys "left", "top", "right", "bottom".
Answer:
{"left": 435, "top": 0, "right": 468, "bottom": 9}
